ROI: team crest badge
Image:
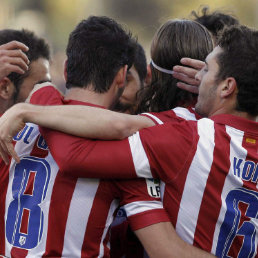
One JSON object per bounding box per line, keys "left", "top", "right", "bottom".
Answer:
{"left": 19, "top": 236, "right": 26, "bottom": 246}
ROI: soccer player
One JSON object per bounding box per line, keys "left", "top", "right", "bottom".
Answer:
{"left": 111, "top": 41, "right": 148, "bottom": 257}
{"left": 2, "top": 24, "right": 257, "bottom": 257}
{"left": 0, "top": 29, "right": 51, "bottom": 114}
{"left": 113, "top": 41, "right": 147, "bottom": 114}
{"left": 0, "top": 29, "right": 51, "bottom": 256}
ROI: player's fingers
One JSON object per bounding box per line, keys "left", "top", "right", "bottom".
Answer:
{"left": 0, "top": 41, "right": 29, "bottom": 52}
{"left": 6, "top": 142, "right": 20, "bottom": 163}
{"left": 173, "top": 65, "right": 198, "bottom": 78}
{"left": 173, "top": 72, "right": 200, "bottom": 86}
{"left": 180, "top": 58, "right": 205, "bottom": 70}
{"left": 0, "top": 140, "right": 10, "bottom": 165}
{"left": 176, "top": 82, "right": 199, "bottom": 94}
{"left": 2, "top": 56, "right": 29, "bottom": 71}
{"left": 1, "top": 49, "right": 30, "bottom": 65}
{"left": 3, "top": 64, "right": 27, "bottom": 75}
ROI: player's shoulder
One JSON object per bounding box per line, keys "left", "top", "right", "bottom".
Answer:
{"left": 29, "top": 82, "right": 63, "bottom": 105}
{"left": 140, "top": 107, "right": 200, "bottom": 125}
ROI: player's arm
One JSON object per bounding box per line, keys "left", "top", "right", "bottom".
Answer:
{"left": 7, "top": 102, "right": 154, "bottom": 139}
{"left": 0, "top": 41, "right": 29, "bottom": 80}
{"left": 135, "top": 222, "right": 215, "bottom": 258}
{"left": 0, "top": 84, "right": 154, "bottom": 164}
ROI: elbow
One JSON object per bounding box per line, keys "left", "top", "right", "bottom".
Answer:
{"left": 112, "top": 119, "right": 133, "bottom": 140}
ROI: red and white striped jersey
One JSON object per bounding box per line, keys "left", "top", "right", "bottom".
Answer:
{"left": 130, "top": 115, "right": 258, "bottom": 257}
{"left": 0, "top": 86, "right": 169, "bottom": 257}
{"left": 45, "top": 107, "right": 258, "bottom": 256}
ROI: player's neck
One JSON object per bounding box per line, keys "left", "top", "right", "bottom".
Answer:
{"left": 209, "top": 106, "right": 257, "bottom": 121}
{"left": 64, "top": 86, "right": 115, "bottom": 109}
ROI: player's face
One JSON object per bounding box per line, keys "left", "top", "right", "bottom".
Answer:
{"left": 195, "top": 46, "right": 222, "bottom": 117}
{"left": 15, "top": 58, "right": 51, "bottom": 103}
{"left": 116, "top": 66, "right": 141, "bottom": 113}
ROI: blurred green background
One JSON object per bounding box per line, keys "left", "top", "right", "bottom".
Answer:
{"left": 1, "top": 0, "right": 257, "bottom": 88}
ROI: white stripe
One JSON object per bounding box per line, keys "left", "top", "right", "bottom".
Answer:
{"left": 211, "top": 126, "right": 245, "bottom": 254}
{"left": 173, "top": 107, "right": 197, "bottom": 121}
{"left": 160, "top": 181, "right": 165, "bottom": 201}
{"left": 98, "top": 199, "right": 119, "bottom": 257}
{"left": 128, "top": 132, "right": 152, "bottom": 178}
{"left": 62, "top": 178, "right": 100, "bottom": 257}
{"left": 124, "top": 200, "right": 164, "bottom": 217}
{"left": 141, "top": 113, "right": 164, "bottom": 125}
{"left": 176, "top": 118, "right": 215, "bottom": 244}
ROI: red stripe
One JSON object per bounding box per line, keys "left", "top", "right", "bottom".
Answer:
{"left": 10, "top": 247, "right": 28, "bottom": 258}
{"left": 193, "top": 124, "right": 231, "bottom": 251}
{"left": 23, "top": 171, "right": 36, "bottom": 196}
{"left": 30, "top": 135, "right": 48, "bottom": 158}
{"left": 81, "top": 181, "right": 116, "bottom": 258}
{"left": 0, "top": 159, "right": 10, "bottom": 254}
{"left": 43, "top": 172, "right": 77, "bottom": 257}
{"left": 128, "top": 209, "right": 170, "bottom": 231}
{"left": 20, "top": 209, "right": 30, "bottom": 235}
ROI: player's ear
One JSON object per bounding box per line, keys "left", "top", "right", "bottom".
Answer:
{"left": 220, "top": 77, "right": 237, "bottom": 98}
{"left": 64, "top": 60, "right": 68, "bottom": 82}
{"left": 116, "top": 65, "right": 128, "bottom": 88}
{"left": 0, "top": 77, "right": 15, "bottom": 100}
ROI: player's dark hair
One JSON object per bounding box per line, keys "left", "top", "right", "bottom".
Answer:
{"left": 216, "top": 25, "right": 258, "bottom": 116}
{"left": 192, "top": 6, "right": 239, "bottom": 44}
{"left": 0, "top": 29, "right": 50, "bottom": 91}
{"left": 66, "top": 16, "right": 135, "bottom": 93}
{"left": 133, "top": 42, "right": 147, "bottom": 86}
{"left": 137, "top": 19, "right": 213, "bottom": 113}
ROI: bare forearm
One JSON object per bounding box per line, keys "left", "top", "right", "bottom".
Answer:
{"left": 12, "top": 103, "right": 154, "bottom": 139}
{"left": 135, "top": 222, "right": 215, "bottom": 258}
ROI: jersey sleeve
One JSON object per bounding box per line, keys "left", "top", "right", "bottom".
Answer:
{"left": 113, "top": 178, "right": 170, "bottom": 231}
{"left": 42, "top": 130, "right": 139, "bottom": 178}
{"left": 129, "top": 121, "right": 196, "bottom": 181}
{"left": 29, "top": 85, "right": 139, "bottom": 179}
{"left": 30, "top": 85, "right": 63, "bottom": 106}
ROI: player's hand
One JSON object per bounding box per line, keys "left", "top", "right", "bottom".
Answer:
{"left": 173, "top": 58, "right": 205, "bottom": 94}
{"left": 0, "top": 104, "right": 26, "bottom": 164}
{"left": 0, "top": 41, "right": 29, "bottom": 80}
